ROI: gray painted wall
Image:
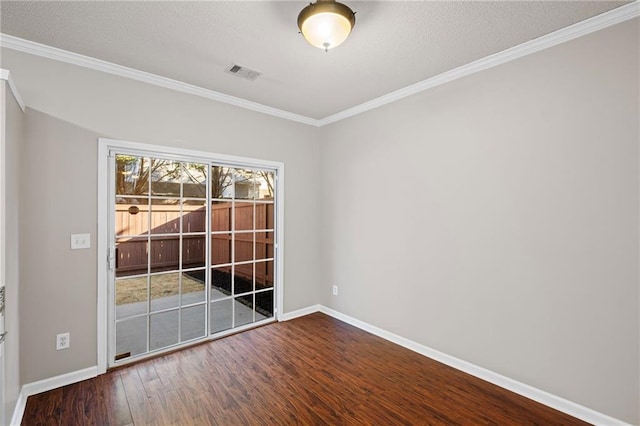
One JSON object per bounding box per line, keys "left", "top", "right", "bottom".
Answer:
{"left": 20, "top": 110, "right": 100, "bottom": 384}
{"left": 2, "top": 80, "right": 24, "bottom": 425}
{"left": 2, "top": 50, "right": 321, "bottom": 384}
{"left": 319, "top": 19, "right": 639, "bottom": 424}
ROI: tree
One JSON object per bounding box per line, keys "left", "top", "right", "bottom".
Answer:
{"left": 211, "top": 166, "right": 232, "bottom": 199}
{"left": 115, "top": 156, "right": 268, "bottom": 199}
{"left": 258, "top": 171, "right": 274, "bottom": 198}
{"left": 116, "top": 156, "right": 180, "bottom": 196}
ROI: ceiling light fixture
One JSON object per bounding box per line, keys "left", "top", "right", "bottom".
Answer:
{"left": 297, "top": 0, "right": 356, "bottom": 52}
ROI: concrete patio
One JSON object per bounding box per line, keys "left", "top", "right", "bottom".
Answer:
{"left": 115, "top": 287, "right": 269, "bottom": 359}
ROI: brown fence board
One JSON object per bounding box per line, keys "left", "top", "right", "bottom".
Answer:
{"left": 116, "top": 203, "right": 274, "bottom": 288}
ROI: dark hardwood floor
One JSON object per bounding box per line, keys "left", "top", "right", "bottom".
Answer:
{"left": 22, "top": 313, "right": 589, "bottom": 425}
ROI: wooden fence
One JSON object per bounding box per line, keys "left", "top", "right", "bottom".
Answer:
{"left": 115, "top": 202, "right": 274, "bottom": 287}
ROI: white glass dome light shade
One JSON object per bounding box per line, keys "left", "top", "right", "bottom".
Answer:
{"left": 298, "top": 1, "right": 356, "bottom": 51}
{"left": 300, "top": 12, "right": 351, "bottom": 50}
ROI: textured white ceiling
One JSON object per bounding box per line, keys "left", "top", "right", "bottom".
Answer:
{"left": 0, "top": 1, "right": 628, "bottom": 119}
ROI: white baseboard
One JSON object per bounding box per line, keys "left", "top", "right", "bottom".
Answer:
{"left": 280, "top": 304, "right": 321, "bottom": 321}
{"left": 9, "top": 389, "right": 27, "bottom": 426}
{"left": 10, "top": 366, "right": 98, "bottom": 426}
{"left": 318, "top": 306, "right": 630, "bottom": 426}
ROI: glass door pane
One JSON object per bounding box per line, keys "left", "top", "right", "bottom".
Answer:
{"left": 113, "top": 155, "right": 208, "bottom": 364}
{"left": 208, "top": 167, "right": 275, "bottom": 336}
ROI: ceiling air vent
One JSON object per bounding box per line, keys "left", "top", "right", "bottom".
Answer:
{"left": 225, "top": 64, "right": 262, "bottom": 81}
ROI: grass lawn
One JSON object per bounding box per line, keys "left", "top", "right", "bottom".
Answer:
{"left": 116, "top": 272, "right": 205, "bottom": 305}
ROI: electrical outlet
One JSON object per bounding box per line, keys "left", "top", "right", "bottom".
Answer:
{"left": 56, "top": 332, "right": 70, "bottom": 350}
{"left": 332, "top": 285, "right": 338, "bottom": 296}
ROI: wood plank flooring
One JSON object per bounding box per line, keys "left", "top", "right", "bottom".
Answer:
{"left": 22, "top": 313, "right": 590, "bottom": 425}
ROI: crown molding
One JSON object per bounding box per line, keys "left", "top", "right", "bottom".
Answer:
{"left": 317, "top": 1, "right": 640, "bottom": 127}
{"left": 0, "top": 34, "right": 319, "bottom": 127}
{"left": 0, "top": 68, "right": 26, "bottom": 112}
{"left": 0, "top": 1, "right": 637, "bottom": 128}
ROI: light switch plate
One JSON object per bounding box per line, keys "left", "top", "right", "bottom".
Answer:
{"left": 71, "top": 233, "right": 91, "bottom": 250}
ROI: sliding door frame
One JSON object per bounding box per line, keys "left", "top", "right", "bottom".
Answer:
{"left": 97, "top": 138, "right": 284, "bottom": 374}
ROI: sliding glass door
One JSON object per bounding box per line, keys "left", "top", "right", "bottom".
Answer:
{"left": 109, "top": 151, "right": 277, "bottom": 366}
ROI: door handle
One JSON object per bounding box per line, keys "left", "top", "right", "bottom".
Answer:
{"left": 108, "top": 247, "right": 116, "bottom": 271}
